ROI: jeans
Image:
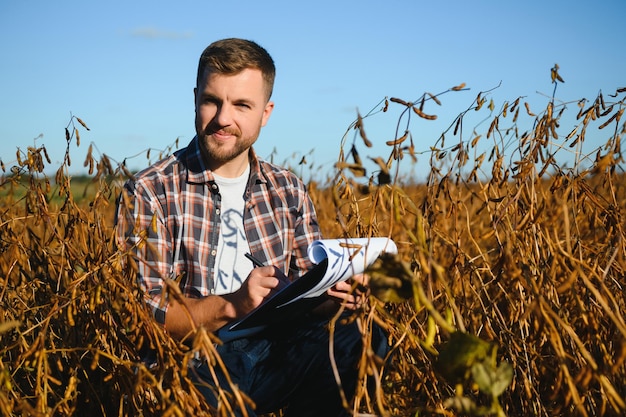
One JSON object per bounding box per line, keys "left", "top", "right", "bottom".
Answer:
{"left": 191, "top": 314, "right": 389, "bottom": 416}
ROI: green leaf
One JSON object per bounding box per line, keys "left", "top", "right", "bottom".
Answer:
{"left": 471, "top": 360, "right": 513, "bottom": 397}
{"left": 492, "top": 362, "right": 513, "bottom": 397}
{"left": 472, "top": 361, "right": 495, "bottom": 394}
{"left": 436, "top": 331, "right": 494, "bottom": 383}
{"left": 444, "top": 395, "right": 477, "bottom": 413}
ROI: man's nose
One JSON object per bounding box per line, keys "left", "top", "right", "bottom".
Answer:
{"left": 214, "top": 103, "right": 234, "bottom": 127}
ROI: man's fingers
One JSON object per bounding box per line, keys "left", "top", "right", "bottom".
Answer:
{"left": 335, "top": 278, "right": 369, "bottom": 297}
{"left": 249, "top": 266, "right": 284, "bottom": 289}
{"left": 272, "top": 266, "right": 290, "bottom": 289}
{"left": 326, "top": 287, "right": 365, "bottom": 310}
{"left": 326, "top": 287, "right": 349, "bottom": 300}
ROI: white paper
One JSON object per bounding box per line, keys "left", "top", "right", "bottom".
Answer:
{"left": 286, "top": 237, "right": 398, "bottom": 303}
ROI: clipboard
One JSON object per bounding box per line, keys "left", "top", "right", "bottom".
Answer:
{"left": 216, "top": 237, "right": 397, "bottom": 342}
{"left": 216, "top": 258, "right": 329, "bottom": 342}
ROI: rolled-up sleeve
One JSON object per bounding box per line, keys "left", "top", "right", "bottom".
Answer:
{"left": 115, "top": 179, "right": 172, "bottom": 324}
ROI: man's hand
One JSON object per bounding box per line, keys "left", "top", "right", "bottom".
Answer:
{"left": 165, "top": 266, "right": 288, "bottom": 340}
{"left": 223, "top": 266, "right": 289, "bottom": 317}
{"left": 325, "top": 273, "right": 370, "bottom": 310}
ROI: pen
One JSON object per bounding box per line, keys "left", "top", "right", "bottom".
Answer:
{"left": 245, "top": 252, "right": 265, "bottom": 268}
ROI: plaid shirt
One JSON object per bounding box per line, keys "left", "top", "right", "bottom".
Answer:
{"left": 115, "top": 137, "right": 321, "bottom": 324}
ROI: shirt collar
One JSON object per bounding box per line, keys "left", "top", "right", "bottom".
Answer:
{"left": 183, "top": 136, "right": 265, "bottom": 185}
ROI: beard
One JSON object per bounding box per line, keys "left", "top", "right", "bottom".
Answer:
{"left": 199, "top": 125, "right": 259, "bottom": 165}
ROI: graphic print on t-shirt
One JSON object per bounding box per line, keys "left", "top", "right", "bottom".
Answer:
{"left": 215, "top": 208, "right": 249, "bottom": 294}
{"left": 212, "top": 165, "right": 252, "bottom": 295}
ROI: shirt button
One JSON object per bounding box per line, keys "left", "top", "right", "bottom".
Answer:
{"left": 211, "top": 249, "right": 217, "bottom": 256}
{"left": 216, "top": 208, "right": 220, "bottom": 215}
{"left": 210, "top": 288, "right": 215, "bottom": 294}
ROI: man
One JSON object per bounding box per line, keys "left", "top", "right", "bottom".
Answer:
{"left": 115, "top": 38, "right": 388, "bottom": 416}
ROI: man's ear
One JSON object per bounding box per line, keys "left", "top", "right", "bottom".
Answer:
{"left": 261, "top": 101, "right": 274, "bottom": 127}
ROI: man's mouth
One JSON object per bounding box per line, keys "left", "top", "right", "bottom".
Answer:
{"left": 207, "top": 128, "right": 238, "bottom": 141}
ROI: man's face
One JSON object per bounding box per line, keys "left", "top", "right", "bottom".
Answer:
{"left": 194, "top": 68, "right": 274, "bottom": 172}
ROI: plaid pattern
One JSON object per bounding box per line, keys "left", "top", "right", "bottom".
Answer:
{"left": 115, "top": 137, "right": 321, "bottom": 324}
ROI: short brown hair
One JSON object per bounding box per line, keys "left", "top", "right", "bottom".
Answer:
{"left": 196, "top": 38, "right": 276, "bottom": 100}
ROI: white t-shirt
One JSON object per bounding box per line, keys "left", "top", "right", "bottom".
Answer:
{"left": 212, "top": 165, "right": 253, "bottom": 295}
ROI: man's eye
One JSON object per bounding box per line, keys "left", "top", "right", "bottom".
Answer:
{"left": 201, "top": 96, "right": 218, "bottom": 105}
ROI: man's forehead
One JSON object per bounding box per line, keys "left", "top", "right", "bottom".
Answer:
{"left": 198, "top": 68, "right": 270, "bottom": 100}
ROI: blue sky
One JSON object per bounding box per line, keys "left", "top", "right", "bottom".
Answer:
{"left": 1, "top": 0, "right": 624, "bottom": 182}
